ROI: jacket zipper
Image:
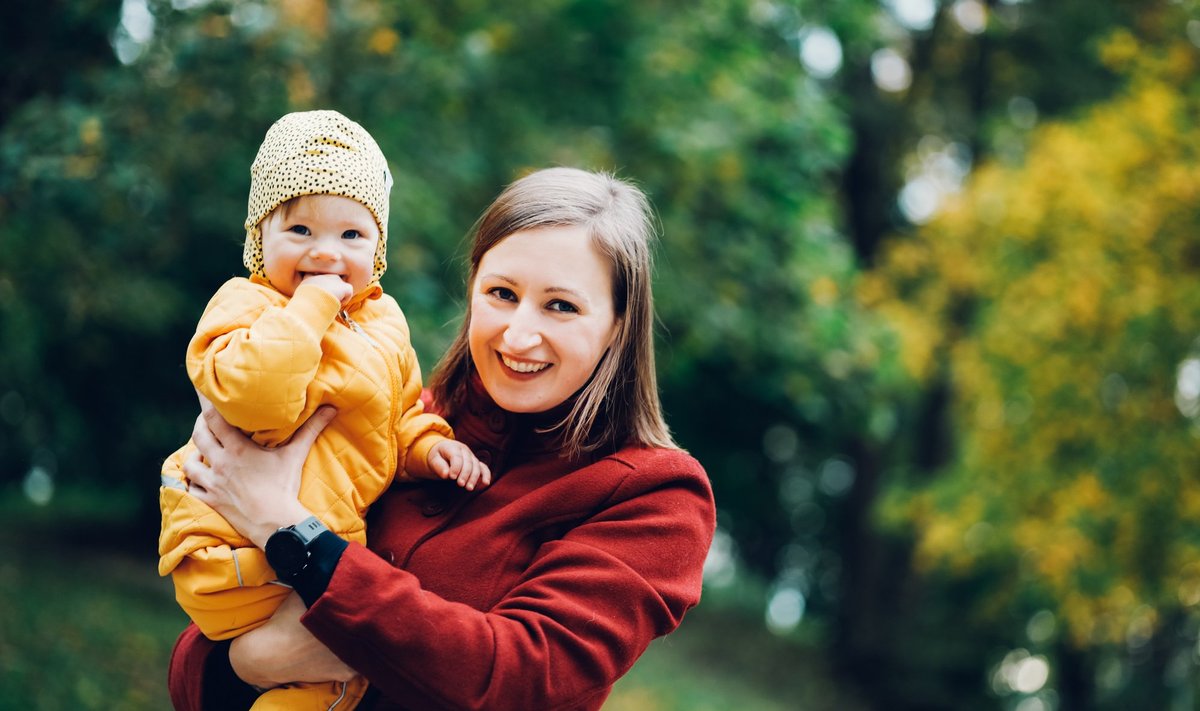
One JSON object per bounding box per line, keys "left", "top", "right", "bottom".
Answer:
{"left": 337, "top": 308, "right": 402, "bottom": 477}
{"left": 337, "top": 309, "right": 381, "bottom": 349}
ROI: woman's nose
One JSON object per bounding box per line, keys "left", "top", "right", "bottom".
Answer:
{"left": 502, "top": 307, "right": 543, "bottom": 351}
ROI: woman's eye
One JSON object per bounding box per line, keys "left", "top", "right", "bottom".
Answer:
{"left": 288, "top": 225, "right": 311, "bottom": 236}
{"left": 487, "top": 287, "right": 518, "bottom": 302}
{"left": 548, "top": 300, "right": 579, "bottom": 314}
{"left": 342, "top": 230, "right": 361, "bottom": 240}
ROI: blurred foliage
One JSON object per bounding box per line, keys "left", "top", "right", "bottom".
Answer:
{"left": 865, "top": 5, "right": 1200, "bottom": 707}
{"left": 0, "top": 0, "right": 895, "bottom": 626}
{"left": 6, "top": 0, "right": 1200, "bottom": 709}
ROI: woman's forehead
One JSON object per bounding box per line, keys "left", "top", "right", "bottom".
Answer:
{"left": 479, "top": 226, "right": 613, "bottom": 292}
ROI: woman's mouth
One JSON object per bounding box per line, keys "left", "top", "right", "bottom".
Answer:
{"left": 500, "top": 353, "right": 551, "bottom": 374}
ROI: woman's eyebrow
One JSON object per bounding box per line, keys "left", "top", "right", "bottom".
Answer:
{"left": 545, "top": 286, "right": 589, "bottom": 305}
{"left": 478, "top": 273, "right": 517, "bottom": 286}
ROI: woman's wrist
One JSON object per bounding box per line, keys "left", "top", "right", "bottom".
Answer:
{"left": 250, "top": 503, "right": 315, "bottom": 550}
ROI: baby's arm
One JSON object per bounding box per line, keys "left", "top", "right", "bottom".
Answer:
{"left": 426, "top": 440, "right": 492, "bottom": 491}
{"left": 188, "top": 279, "right": 340, "bottom": 432}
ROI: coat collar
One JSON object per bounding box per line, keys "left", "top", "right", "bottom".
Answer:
{"left": 451, "top": 373, "right": 580, "bottom": 475}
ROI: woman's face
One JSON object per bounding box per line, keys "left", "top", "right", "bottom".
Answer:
{"left": 469, "top": 225, "right": 619, "bottom": 413}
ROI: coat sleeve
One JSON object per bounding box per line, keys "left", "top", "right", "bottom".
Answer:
{"left": 187, "top": 279, "right": 341, "bottom": 432}
{"left": 303, "top": 452, "right": 715, "bottom": 711}
{"left": 168, "top": 625, "right": 258, "bottom": 711}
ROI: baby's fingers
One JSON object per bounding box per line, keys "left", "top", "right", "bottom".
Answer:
{"left": 461, "top": 459, "right": 491, "bottom": 491}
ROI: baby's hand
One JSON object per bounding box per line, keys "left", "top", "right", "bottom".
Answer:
{"left": 301, "top": 273, "right": 353, "bottom": 305}
{"left": 427, "top": 440, "right": 491, "bottom": 491}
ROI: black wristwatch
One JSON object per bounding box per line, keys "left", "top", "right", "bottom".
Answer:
{"left": 264, "top": 515, "right": 329, "bottom": 580}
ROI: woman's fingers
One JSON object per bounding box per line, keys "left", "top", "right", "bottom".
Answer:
{"left": 182, "top": 449, "right": 210, "bottom": 494}
{"left": 191, "top": 410, "right": 221, "bottom": 456}
{"left": 290, "top": 406, "right": 336, "bottom": 454}
{"left": 197, "top": 390, "right": 243, "bottom": 451}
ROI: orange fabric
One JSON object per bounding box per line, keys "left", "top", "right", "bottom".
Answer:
{"left": 159, "top": 276, "right": 452, "bottom": 641}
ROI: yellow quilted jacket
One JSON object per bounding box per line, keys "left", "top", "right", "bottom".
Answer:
{"left": 158, "top": 276, "right": 451, "bottom": 639}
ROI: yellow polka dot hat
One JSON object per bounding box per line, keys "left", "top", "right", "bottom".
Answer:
{"left": 243, "top": 110, "right": 392, "bottom": 284}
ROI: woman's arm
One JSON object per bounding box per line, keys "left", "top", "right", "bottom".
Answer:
{"left": 168, "top": 597, "right": 355, "bottom": 711}
{"left": 228, "top": 593, "right": 356, "bottom": 687}
{"left": 304, "top": 453, "right": 716, "bottom": 711}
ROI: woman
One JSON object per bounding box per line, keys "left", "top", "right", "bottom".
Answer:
{"left": 171, "top": 167, "right": 716, "bottom": 710}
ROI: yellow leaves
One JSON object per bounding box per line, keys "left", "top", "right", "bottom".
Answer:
{"left": 279, "top": 0, "right": 328, "bottom": 36}
{"left": 1098, "top": 29, "right": 1140, "bottom": 71}
{"left": 368, "top": 27, "right": 400, "bottom": 56}
{"left": 809, "top": 276, "right": 839, "bottom": 307}
{"left": 880, "top": 304, "right": 940, "bottom": 382}
{"left": 1132, "top": 83, "right": 1177, "bottom": 136}
{"left": 1060, "top": 472, "right": 1109, "bottom": 512}
{"left": 715, "top": 152, "right": 743, "bottom": 183}
{"left": 200, "top": 13, "right": 230, "bottom": 39}
{"left": 912, "top": 493, "right": 988, "bottom": 574}
{"left": 287, "top": 66, "right": 316, "bottom": 107}
{"left": 79, "top": 117, "right": 103, "bottom": 148}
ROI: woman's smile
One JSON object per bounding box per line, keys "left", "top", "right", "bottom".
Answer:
{"left": 499, "top": 353, "right": 552, "bottom": 374}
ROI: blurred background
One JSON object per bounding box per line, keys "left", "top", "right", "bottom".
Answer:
{"left": 2, "top": 0, "right": 1200, "bottom": 708}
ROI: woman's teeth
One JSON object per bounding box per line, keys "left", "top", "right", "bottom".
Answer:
{"left": 501, "top": 354, "right": 550, "bottom": 373}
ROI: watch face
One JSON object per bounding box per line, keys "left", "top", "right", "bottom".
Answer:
{"left": 266, "top": 528, "right": 308, "bottom": 578}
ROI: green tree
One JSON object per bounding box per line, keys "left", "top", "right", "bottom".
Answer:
{"left": 866, "top": 13, "right": 1200, "bottom": 707}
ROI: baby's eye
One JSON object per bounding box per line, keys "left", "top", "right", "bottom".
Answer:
{"left": 288, "top": 225, "right": 311, "bottom": 236}
{"left": 547, "top": 300, "right": 579, "bottom": 314}
{"left": 487, "top": 287, "right": 518, "bottom": 302}
{"left": 342, "top": 230, "right": 362, "bottom": 240}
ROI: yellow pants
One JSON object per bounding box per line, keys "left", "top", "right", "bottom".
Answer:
{"left": 252, "top": 677, "right": 368, "bottom": 710}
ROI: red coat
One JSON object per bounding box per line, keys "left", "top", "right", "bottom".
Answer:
{"left": 168, "top": 377, "right": 716, "bottom": 710}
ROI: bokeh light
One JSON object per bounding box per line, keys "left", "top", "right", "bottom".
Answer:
{"left": 799, "top": 26, "right": 843, "bottom": 79}
{"left": 951, "top": 0, "right": 988, "bottom": 35}
{"left": 885, "top": 0, "right": 938, "bottom": 32}
{"left": 871, "top": 47, "right": 913, "bottom": 93}
{"left": 766, "top": 586, "right": 805, "bottom": 634}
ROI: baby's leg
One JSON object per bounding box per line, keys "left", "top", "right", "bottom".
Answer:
{"left": 249, "top": 676, "right": 368, "bottom": 711}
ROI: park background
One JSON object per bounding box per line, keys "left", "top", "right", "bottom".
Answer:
{"left": 2, "top": 0, "right": 1200, "bottom": 708}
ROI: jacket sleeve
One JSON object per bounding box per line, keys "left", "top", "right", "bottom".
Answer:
{"left": 391, "top": 342, "right": 453, "bottom": 479}
{"left": 302, "top": 453, "right": 716, "bottom": 711}
{"left": 187, "top": 279, "right": 341, "bottom": 432}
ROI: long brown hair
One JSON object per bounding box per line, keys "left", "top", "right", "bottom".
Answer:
{"left": 429, "top": 167, "right": 676, "bottom": 457}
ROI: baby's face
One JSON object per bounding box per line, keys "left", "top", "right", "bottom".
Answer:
{"left": 260, "top": 194, "right": 380, "bottom": 298}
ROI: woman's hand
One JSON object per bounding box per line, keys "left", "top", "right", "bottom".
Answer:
{"left": 229, "top": 592, "right": 357, "bottom": 688}
{"left": 184, "top": 393, "right": 336, "bottom": 549}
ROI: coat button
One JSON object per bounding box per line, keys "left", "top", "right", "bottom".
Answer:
{"left": 477, "top": 449, "right": 493, "bottom": 466}
{"left": 487, "top": 411, "right": 507, "bottom": 432}
{"left": 421, "top": 501, "right": 446, "bottom": 516}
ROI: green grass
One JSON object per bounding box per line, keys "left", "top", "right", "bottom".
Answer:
{"left": 0, "top": 533, "right": 188, "bottom": 709}
{"left": 0, "top": 490, "right": 859, "bottom": 709}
